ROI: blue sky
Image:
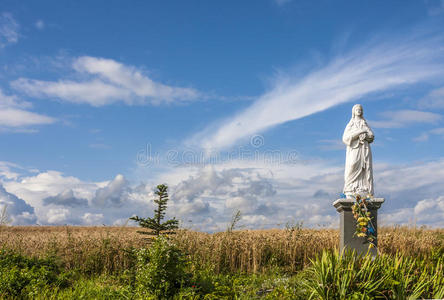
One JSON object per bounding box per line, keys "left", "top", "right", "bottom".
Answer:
{"left": 1, "top": 0, "right": 444, "bottom": 229}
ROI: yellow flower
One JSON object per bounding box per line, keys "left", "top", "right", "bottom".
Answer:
{"left": 357, "top": 233, "right": 366, "bottom": 237}
{"left": 359, "top": 222, "right": 368, "bottom": 226}
{"left": 357, "top": 217, "right": 366, "bottom": 222}
{"left": 369, "top": 243, "right": 374, "bottom": 249}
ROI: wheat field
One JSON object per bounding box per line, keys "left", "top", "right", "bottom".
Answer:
{"left": 0, "top": 226, "right": 443, "bottom": 275}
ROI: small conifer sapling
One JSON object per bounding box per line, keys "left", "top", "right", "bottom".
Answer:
{"left": 130, "top": 184, "right": 179, "bottom": 240}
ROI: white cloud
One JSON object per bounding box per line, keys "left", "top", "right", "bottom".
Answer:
{"left": 46, "top": 208, "right": 70, "bottom": 224}
{"left": 3, "top": 170, "right": 98, "bottom": 210}
{"left": 43, "top": 189, "right": 88, "bottom": 207}
{"left": 2, "top": 169, "right": 154, "bottom": 225}
{"left": 382, "top": 196, "right": 444, "bottom": 227}
{"left": 413, "top": 127, "right": 444, "bottom": 142}
{"left": 169, "top": 166, "right": 277, "bottom": 220}
{"left": 0, "top": 161, "right": 22, "bottom": 180}
{"left": 92, "top": 174, "right": 128, "bottom": 207}
{"left": 0, "top": 89, "right": 55, "bottom": 128}
{"left": 12, "top": 56, "right": 200, "bottom": 106}
{"left": 82, "top": 213, "right": 104, "bottom": 225}
{"left": 191, "top": 32, "right": 444, "bottom": 151}
{"left": 143, "top": 156, "right": 444, "bottom": 229}
{"left": 369, "top": 110, "right": 442, "bottom": 128}
{"left": 2, "top": 154, "right": 444, "bottom": 228}
{"left": 0, "top": 108, "right": 55, "bottom": 128}
{"left": 0, "top": 12, "right": 19, "bottom": 48}
{"left": 0, "top": 184, "right": 37, "bottom": 225}
{"left": 419, "top": 86, "right": 444, "bottom": 108}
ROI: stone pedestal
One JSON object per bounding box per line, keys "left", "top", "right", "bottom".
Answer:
{"left": 333, "top": 198, "right": 384, "bottom": 256}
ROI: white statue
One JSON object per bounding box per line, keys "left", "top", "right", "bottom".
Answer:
{"left": 343, "top": 104, "right": 374, "bottom": 197}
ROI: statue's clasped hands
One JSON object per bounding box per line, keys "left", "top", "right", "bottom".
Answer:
{"left": 359, "top": 132, "right": 367, "bottom": 144}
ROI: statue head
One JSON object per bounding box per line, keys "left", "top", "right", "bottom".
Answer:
{"left": 352, "top": 104, "right": 363, "bottom": 118}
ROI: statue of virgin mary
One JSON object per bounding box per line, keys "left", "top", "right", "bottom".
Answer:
{"left": 343, "top": 104, "right": 374, "bottom": 197}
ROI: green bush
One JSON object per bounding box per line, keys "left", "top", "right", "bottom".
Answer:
{"left": 0, "top": 249, "right": 72, "bottom": 298}
{"left": 135, "top": 235, "right": 191, "bottom": 299}
{"left": 304, "top": 250, "right": 444, "bottom": 299}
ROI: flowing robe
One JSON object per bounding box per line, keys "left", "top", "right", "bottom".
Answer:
{"left": 342, "top": 118, "right": 374, "bottom": 196}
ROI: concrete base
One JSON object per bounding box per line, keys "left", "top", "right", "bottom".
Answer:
{"left": 333, "top": 198, "right": 384, "bottom": 256}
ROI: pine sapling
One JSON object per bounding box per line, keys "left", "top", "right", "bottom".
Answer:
{"left": 130, "top": 184, "right": 179, "bottom": 241}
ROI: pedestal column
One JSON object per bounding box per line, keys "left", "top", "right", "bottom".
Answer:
{"left": 333, "top": 198, "right": 384, "bottom": 256}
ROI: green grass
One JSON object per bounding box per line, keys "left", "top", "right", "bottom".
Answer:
{"left": 1, "top": 247, "right": 443, "bottom": 299}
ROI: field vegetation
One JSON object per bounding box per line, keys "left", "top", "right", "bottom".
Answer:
{"left": 0, "top": 225, "right": 443, "bottom": 298}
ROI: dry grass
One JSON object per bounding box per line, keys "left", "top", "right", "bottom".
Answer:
{"left": 0, "top": 225, "right": 443, "bottom": 275}
{"left": 0, "top": 226, "right": 145, "bottom": 275}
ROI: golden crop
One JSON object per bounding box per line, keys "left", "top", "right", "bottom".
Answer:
{"left": 0, "top": 226, "right": 442, "bottom": 275}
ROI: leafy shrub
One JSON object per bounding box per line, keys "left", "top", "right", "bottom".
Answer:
{"left": 0, "top": 249, "right": 72, "bottom": 298}
{"left": 135, "top": 235, "right": 191, "bottom": 299}
{"left": 304, "top": 250, "right": 444, "bottom": 299}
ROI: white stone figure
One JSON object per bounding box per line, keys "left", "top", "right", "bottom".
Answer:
{"left": 343, "top": 104, "right": 374, "bottom": 197}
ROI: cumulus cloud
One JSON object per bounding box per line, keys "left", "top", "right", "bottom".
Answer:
{"left": 82, "top": 213, "right": 104, "bottom": 225}
{"left": 11, "top": 56, "right": 200, "bottom": 106}
{"left": 170, "top": 166, "right": 277, "bottom": 218}
{"left": 46, "top": 208, "right": 71, "bottom": 224}
{"left": 2, "top": 154, "right": 444, "bottom": 228}
{"left": 381, "top": 196, "right": 444, "bottom": 227}
{"left": 3, "top": 170, "right": 100, "bottom": 214}
{"left": 369, "top": 110, "right": 442, "bottom": 128}
{"left": 162, "top": 161, "right": 339, "bottom": 230}
{"left": 43, "top": 189, "right": 88, "bottom": 207}
{"left": 0, "top": 184, "right": 37, "bottom": 225}
{"left": 191, "top": 31, "right": 444, "bottom": 151}
{"left": 0, "top": 13, "right": 19, "bottom": 48}
{"left": 0, "top": 89, "right": 55, "bottom": 128}
{"left": 1, "top": 169, "right": 154, "bottom": 225}
{"left": 92, "top": 174, "right": 128, "bottom": 207}
{"left": 148, "top": 156, "right": 444, "bottom": 229}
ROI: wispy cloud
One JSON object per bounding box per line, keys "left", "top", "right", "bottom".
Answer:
{"left": 192, "top": 31, "right": 444, "bottom": 151}
{"left": 425, "top": 0, "right": 444, "bottom": 16}
{"left": 318, "top": 139, "right": 345, "bottom": 151}
{"left": 274, "top": 0, "right": 292, "bottom": 6}
{"left": 369, "top": 110, "right": 442, "bottom": 128}
{"left": 35, "top": 19, "right": 45, "bottom": 30}
{"left": 418, "top": 86, "right": 444, "bottom": 108}
{"left": 413, "top": 127, "right": 444, "bottom": 142}
{"left": 11, "top": 56, "right": 200, "bottom": 106}
{"left": 89, "top": 143, "right": 111, "bottom": 150}
{"left": 0, "top": 89, "right": 55, "bottom": 129}
{"left": 0, "top": 12, "right": 19, "bottom": 48}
